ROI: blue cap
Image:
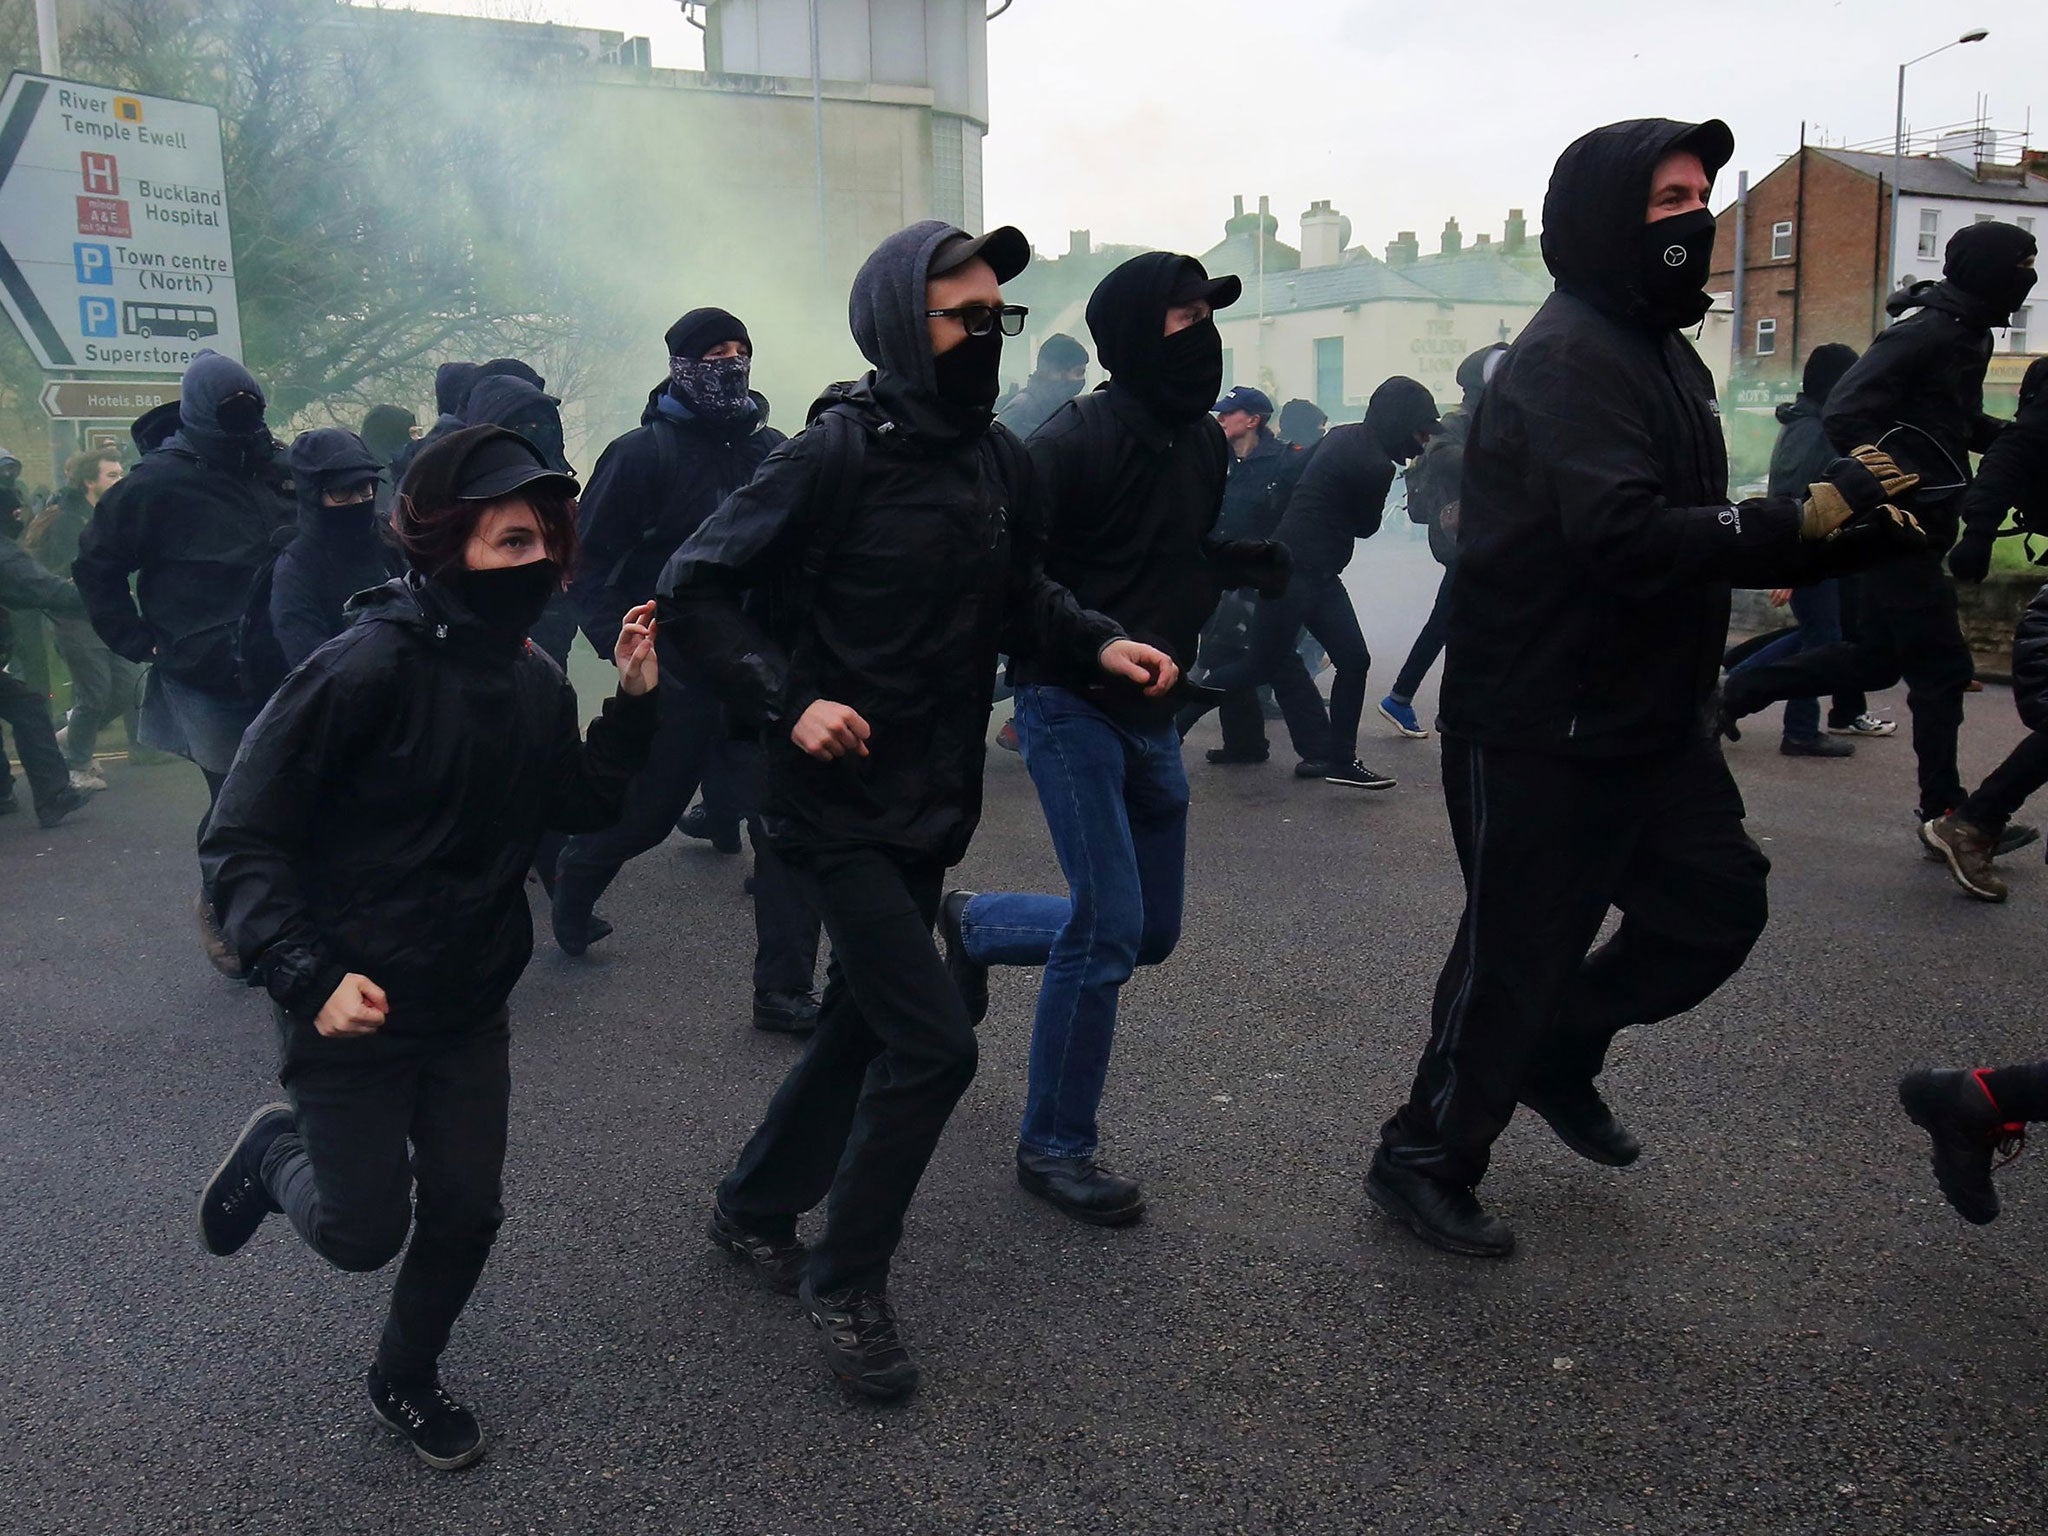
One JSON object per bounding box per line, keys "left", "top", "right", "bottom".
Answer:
{"left": 1213, "top": 385, "right": 1274, "bottom": 418}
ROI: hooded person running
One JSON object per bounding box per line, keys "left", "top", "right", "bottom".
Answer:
{"left": 659, "top": 219, "right": 1175, "bottom": 1401}
{"left": 269, "top": 429, "right": 390, "bottom": 675}
{"left": 1368, "top": 118, "right": 1928, "bottom": 1258}
{"left": 191, "top": 425, "right": 658, "bottom": 1472}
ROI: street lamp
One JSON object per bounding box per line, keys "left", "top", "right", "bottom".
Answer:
{"left": 1889, "top": 28, "right": 1989, "bottom": 296}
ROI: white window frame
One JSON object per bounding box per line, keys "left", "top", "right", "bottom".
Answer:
{"left": 1755, "top": 317, "right": 1777, "bottom": 356}
{"left": 2012, "top": 306, "right": 2031, "bottom": 355}
{"left": 1770, "top": 221, "right": 1793, "bottom": 260}
{"left": 1917, "top": 208, "right": 1941, "bottom": 259}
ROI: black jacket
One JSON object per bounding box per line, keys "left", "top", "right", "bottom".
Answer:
{"left": 2013, "top": 582, "right": 2048, "bottom": 734}
{"left": 1766, "top": 396, "right": 1836, "bottom": 500}
{"left": 997, "top": 373, "right": 1084, "bottom": 443}
{"left": 658, "top": 220, "right": 1121, "bottom": 867}
{"left": 1214, "top": 432, "right": 1298, "bottom": 541}
{"left": 0, "top": 531, "right": 84, "bottom": 667}
{"left": 1277, "top": 379, "right": 1438, "bottom": 576}
{"left": 572, "top": 383, "right": 784, "bottom": 652}
{"left": 72, "top": 442, "right": 293, "bottom": 690}
{"left": 1405, "top": 407, "right": 1472, "bottom": 567}
{"left": 1443, "top": 118, "right": 1820, "bottom": 756}
{"left": 1958, "top": 379, "right": 2048, "bottom": 549}
{"left": 1823, "top": 281, "right": 2008, "bottom": 548}
{"left": 269, "top": 507, "right": 390, "bottom": 673}
{"left": 200, "top": 573, "right": 656, "bottom": 1034}
{"left": 25, "top": 485, "right": 91, "bottom": 575}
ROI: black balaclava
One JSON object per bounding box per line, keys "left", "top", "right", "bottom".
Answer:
{"left": 174, "top": 349, "right": 274, "bottom": 473}
{"left": 1087, "top": 252, "right": 1242, "bottom": 423}
{"left": 462, "top": 375, "right": 571, "bottom": 474}
{"left": 1453, "top": 343, "right": 1510, "bottom": 413}
{"left": 360, "top": 405, "right": 417, "bottom": 466}
{"left": 1363, "top": 376, "right": 1444, "bottom": 463}
{"left": 288, "top": 428, "right": 384, "bottom": 539}
{"left": 1541, "top": 117, "right": 1734, "bottom": 331}
{"left": 932, "top": 328, "right": 1004, "bottom": 411}
{"left": 1276, "top": 398, "right": 1327, "bottom": 447}
{"left": 434, "top": 362, "right": 481, "bottom": 418}
{"left": 665, "top": 307, "right": 755, "bottom": 421}
{"left": 1801, "top": 342, "right": 1859, "bottom": 406}
{"left": 1944, "top": 222, "right": 2039, "bottom": 322}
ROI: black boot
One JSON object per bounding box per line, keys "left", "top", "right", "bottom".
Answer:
{"left": 1015, "top": 1149, "right": 1146, "bottom": 1226}
{"left": 1520, "top": 1078, "right": 1641, "bottom": 1167}
{"left": 1365, "top": 1149, "right": 1514, "bottom": 1258}
{"left": 550, "top": 873, "right": 610, "bottom": 957}
{"left": 799, "top": 1278, "right": 919, "bottom": 1402}
{"left": 938, "top": 889, "right": 988, "bottom": 1026}
{"left": 679, "top": 803, "right": 742, "bottom": 855}
{"left": 752, "top": 989, "right": 820, "bottom": 1034}
{"left": 1900, "top": 1068, "right": 2024, "bottom": 1225}
{"left": 367, "top": 1369, "right": 486, "bottom": 1471}
{"left": 706, "top": 1200, "right": 808, "bottom": 1294}
{"left": 195, "top": 1103, "right": 294, "bottom": 1256}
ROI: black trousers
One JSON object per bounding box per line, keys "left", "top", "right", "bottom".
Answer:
{"left": 1727, "top": 554, "right": 1973, "bottom": 814}
{"left": 1391, "top": 568, "right": 1452, "bottom": 703}
{"left": 554, "top": 675, "right": 820, "bottom": 992}
{"left": 260, "top": 1012, "right": 510, "bottom": 1382}
{"left": 718, "top": 848, "right": 975, "bottom": 1294}
{"left": 1382, "top": 737, "right": 1770, "bottom": 1188}
{"left": 1181, "top": 573, "right": 1373, "bottom": 763}
{"left": 0, "top": 669, "right": 69, "bottom": 808}
{"left": 1187, "top": 593, "right": 1318, "bottom": 758}
{"left": 1959, "top": 729, "right": 2048, "bottom": 834}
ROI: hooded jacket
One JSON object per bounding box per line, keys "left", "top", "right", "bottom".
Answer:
{"left": 997, "top": 371, "right": 1086, "bottom": 443}
{"left": 1822, "top": 235, "right": 2032, "bottom": 546}
{"left": 658, "top": 219, "right": 1121, "bottom": 866}
{"left": 1766, "top": 344, "right": 1860, "bottom": 499}
{"left": 572, "top": 380, "right": 784, "bottom": 652}
{"left": 2011, "top": 577, "right": 2048, "bottom": 734}
{"left": 0, "top": 524, "right": 84, "bottom": 668}
{"left": 201, "top": 571, "right": 656, "bottom": 1036}
{"left": 1276, "top": 377, "right": 1441, "bottom": 575}
{"left": 1443, "top": 117, "right": 1821, "bottom": 755}
{"left": 462, "top": 376, "right": 570, "bottom": 473}
{"left": 269, "top": 430, "right": 391, "bottom": 672}
{"left": 386, "top": 363, "right": 479, "bottom": 490}
{"left": 73, "top": 355, "right": 294, "bottom": 690}
{"left": 1957, "top": 360, "right": 2048, "bottom": 553}
{"left": 1006, "top": 251, "right": 1280, "bottom": 727}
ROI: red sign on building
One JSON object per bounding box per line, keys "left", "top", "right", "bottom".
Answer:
{"left": 79, "top": 151, "right": 119, "bottom": 195}
{"left": 76, "top": 197, "right": 131, "bottom": 239}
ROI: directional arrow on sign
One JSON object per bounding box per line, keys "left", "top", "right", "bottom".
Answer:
{"left": 41, "top": 379, "right": 179, "bottom": 418}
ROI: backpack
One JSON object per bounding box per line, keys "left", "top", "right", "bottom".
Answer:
{"left": 232, "top": 524, "right": 300, "bottom": 703}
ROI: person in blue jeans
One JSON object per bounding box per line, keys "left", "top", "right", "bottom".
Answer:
{"left": 940, "top": 250, "right": 1288, "bottom": 1226}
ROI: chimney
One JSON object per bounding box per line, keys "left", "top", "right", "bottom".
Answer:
{"left": 1385, "top": 231, "right": 1419, "bottom": 268}
{"left": 1504, "top": 208, "right": 1527, "bottom": 252}
{"left": 1440, "top": 217, "right": 1463, "bottom": 257}
{"left": 1475, "top": 232, "right": 1491, "bottom": 248}
{"left": 1067, "top": 229, "right": 1089, "bottom": 259}
{"left": 1299, "top": 199, "right": 1344, "bottom": 270}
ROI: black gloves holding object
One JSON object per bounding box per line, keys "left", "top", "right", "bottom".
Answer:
{"left": 1798, "top": 445, "right": 1927, "bottom": 564}
{"left": 1948, "top": 528, "right": 1996, "bottom": 584}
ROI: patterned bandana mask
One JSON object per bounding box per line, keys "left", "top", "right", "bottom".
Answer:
{"left": 669, "top": 354, "right": 753, "bottom": 420}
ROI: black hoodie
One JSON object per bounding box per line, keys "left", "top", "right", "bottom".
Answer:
{"left": 658, "top": 219, "right": 1120, "bottom": 866}
{"left": 463, "top": 375, "right": 571, "bottom": 473}
{"left": 1957, "top": 358, "right": 2048, "bottom": 554}
{"left": 1276, "top": 376, "right": 1441, "bottom": 575}
{"left": 1442, "top": 117, "right": 1821, "bottom": 756}
{"left": 269, "top": 429, "right": 390, "bottom": 672}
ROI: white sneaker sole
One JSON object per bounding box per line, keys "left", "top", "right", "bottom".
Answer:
{"left": 1919, "top": 820, "right": 2007, "bottom": 902}
{"left": 1376, "top": 704, "right": 1430, "bottom": 739}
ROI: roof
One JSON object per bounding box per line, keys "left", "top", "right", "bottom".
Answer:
{"left": 1817, "top": 148, "right": 2048, "bottom": 206}
{"left": 1247, "top": 245, "right": 1551, "bottom": 314}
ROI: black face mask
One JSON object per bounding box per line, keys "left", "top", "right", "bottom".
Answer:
{"left": 1640, "top": 208, "right": 1718, "bottom": 328}
{"left": 323, "top": 495, "right": 378, "bottom": 538}
{"left": 1154, "top": 318, "right": 1225, "bottom": 421}
{"left": 1983, "top": 264, "right": 2039, "bottom": 318}
{"left": 932, "top": 329, "right": 1004, "bottom": 411}
{"left": 449, "top": 558, "right": 559, "bottom": 637}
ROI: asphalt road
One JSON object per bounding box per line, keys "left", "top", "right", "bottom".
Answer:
{"left": 5, "top": 543, "right": 2047, "bottom": 1534}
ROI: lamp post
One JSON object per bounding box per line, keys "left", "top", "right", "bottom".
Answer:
{"left": 1889, "top": 28, "right": 1988, "bottom": 297}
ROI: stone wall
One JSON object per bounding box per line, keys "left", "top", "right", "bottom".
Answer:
{"left": 1729, "top": 569, "right": 2045, "bottom": 678}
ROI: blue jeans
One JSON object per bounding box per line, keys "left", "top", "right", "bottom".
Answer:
{"left": 960, "top": 685, "right": 1189, "bottom": 1158}
{"left": 1729, "top": 581, "right": 1844, "bottom": 741}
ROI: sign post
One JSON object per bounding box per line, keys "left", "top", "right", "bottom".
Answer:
{"left": 0, "top": 71, "right": 241, "bottom": 376}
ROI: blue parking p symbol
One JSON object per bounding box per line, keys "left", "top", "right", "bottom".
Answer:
{"left": 79, "top": 297, "right": 116, "bottom": 337}
{"left": 73, "top": 243, "right": 112, "bottom": 285}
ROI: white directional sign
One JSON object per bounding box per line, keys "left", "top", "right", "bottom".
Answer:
{"left": 0, "top": 71, "right": 240, "bottom": 375}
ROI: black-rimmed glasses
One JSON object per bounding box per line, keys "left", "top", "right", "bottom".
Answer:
{"left": 925, "top": 303, "right": 1029, "bottom": 337}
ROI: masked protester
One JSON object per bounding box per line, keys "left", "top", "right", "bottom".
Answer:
{"left": 461, "top": 374, "right": 578, "bottom": 666}
{"left": 941, "top": 250, "right": 1287, "bottom": 1228}
{"left": 1276, "top": 397, "right": 1328, "bottom": 449}
{"left": 1380, "top": 345, "right": 1509, "bottom": 740}
{"left": 997, "top": 331, "right": 1091, "bottom": 441}
{"left": 72, "top": 350, "right": 295, "bottom": 977}
{"left": 658, "top": 220, "right": 1175, "bottom": 1401}
{"left": 387, "top": 363, "right": 480, "bottom": 491}
{"left": 0, "top": 487, "right": 93, "bottom": 827}
{"left": 1370, "top": 118, "right": 1927, "bottom": 1259}
{"left": 1723, "top": 220, "right": 2039, "bottom": 836}
{"left": 553, "top": 307, "right": 827, "bottom": 1034}
{"left": 269, "top": 430, "right": 390, "bottom": 673}
{"left": 359, "top": 404, "right": 418, "bottom": 525}
{"left": 192, "top": 425, "right": 657, "bottom": 1474}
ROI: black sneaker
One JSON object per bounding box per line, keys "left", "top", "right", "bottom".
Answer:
{"left": 1365, "top": 1149, "right": 1514, "bottom": 1258}
{"left": 35, "top": 784, "right": 89, "bottom": 828}
{"left": 679, "top": 803, "right": 742, "bottom": 855}
{"left": 1780, "top": 735, "right": 1854, "bottom": 758}
{"left": 1293, "top": 760, "right": 1334, "bottom": 779}
{"left": 367, "top": 1369, "right": 487, "bottom": 1471}
{"left": 1205, "top": 746, "right": 1270, "bottom": 765}
{"left": 1325, "top": 759, "right": 1397, "bottom": 789}
{"left": 752, "top": 989, "right": 820, "bottom": 1034}
{"left": 939, "top": 889, "right": 988, "bottom": 1026}
{"left": 1520, "top": 1080, "right": 1641, "bottom": 1167}
{"left": 1899, "top": 1068, "right": 2024, "bottom": 1226}
{"left": 799, "top": 1277, "right": 919, "bottom": 1401}
{"left": 706, "top": 1200, "right": 808, "bottom": 1294}
{"left": 195, "top": 1103, "right": 293, "bottom": 1256}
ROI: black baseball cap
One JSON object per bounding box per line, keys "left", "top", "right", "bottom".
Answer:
{"left": 413, "top": 425, "right": 580, "bottom": 504}
{"left": 930, "top": 225, "right": 1032, "bottom": 284}
{"left": 1213, "top": 385, "right": 1274, "bottom": 417}
{"left": 1169, "top": 264, "right": 1243, "bottom": 311}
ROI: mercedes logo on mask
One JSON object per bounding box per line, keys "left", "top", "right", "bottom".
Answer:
{"left": 1663, "top": 245, "right": 1688, "bottom": 267}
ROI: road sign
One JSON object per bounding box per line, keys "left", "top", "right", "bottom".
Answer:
{"left": 0, "top": 71, "right": 240, "bottom": 375}
{"left": 40, "top": 378, "right": 177, "bottom": 419}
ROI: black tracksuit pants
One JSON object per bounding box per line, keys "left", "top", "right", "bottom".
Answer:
{"left": 259, "top": 1011, "right": 510, "bottom": 1383}
{"left": 1959, "top": 729, "right": 2048, "bottom": 835}
{"left": 1726, "top": 553, "right": 1973, "bottom": 815}
{"left": 718, "top": 848, "right": 976, "bottom": 1294}
{"left": 0, "top": 669, "right": 70, "bottom": 808}
{"left": 1381, "top": 737, "right": 1770, "bottom": 1188}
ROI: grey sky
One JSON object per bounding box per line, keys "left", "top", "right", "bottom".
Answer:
{"left": 381, "top": 0, "right": 2043, "bottom": 254}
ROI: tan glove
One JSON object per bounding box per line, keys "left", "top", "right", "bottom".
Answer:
{"left": 1847, "top": 444, "right": 1920, "bottom": 500}
{"left": 1800, "top": 481, "right": 1857, "bottom": 539}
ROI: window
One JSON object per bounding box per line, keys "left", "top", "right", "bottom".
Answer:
{"left": 1770, "top": 221, "right": 1793, "bottom": 260}
{"left": 2021, "top": 216, "right": 2036, "bottom": 236}
{"left": 1221, "top": 347, "right": 1234, "bottom": 390}
{"left": 1755, "top": 317, "right": 1777, "bottom": 356}
{"left": 2013, "top": 307, "right": 2031, "bottom": 355}
{"left": 1918, "top": 208, "right": 1940, "bottom": 258}
{"left": 1313, "top": 336, "right": 1344, "bottom": 414}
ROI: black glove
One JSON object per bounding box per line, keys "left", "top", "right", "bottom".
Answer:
{"left": 1800, "top": 454, "right": 1912, "bottom": 539}
{"left": 1819, "top": 502, "right": 1930, "bottom": 567}
{"left": 1209, "top": 538, "right": 1293, "bottom": 599}
{"left": 1948, "top": 529, "right": 1995, "bottom": 584}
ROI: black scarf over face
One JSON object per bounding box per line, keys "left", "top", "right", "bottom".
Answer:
{"left": 1944, "top": 221, "right": 2039, "bottom": 322}
{"left": 1086, "top": 252, "right": 1230, "bottom": 423}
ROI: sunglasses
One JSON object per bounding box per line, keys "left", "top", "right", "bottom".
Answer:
{"left": 925, "top": 303, "right": 1030, "bottom": 338}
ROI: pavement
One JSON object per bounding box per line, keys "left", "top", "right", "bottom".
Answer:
{"left": 5, "top": 538, "right": 2048, "bottom": 1533}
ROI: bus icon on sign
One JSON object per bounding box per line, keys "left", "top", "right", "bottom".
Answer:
{"left": 113, "top": 96, "right": 144, "bottom": 125}
{"left": 124, "top": 301, "right": 218, "bottom": 341}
